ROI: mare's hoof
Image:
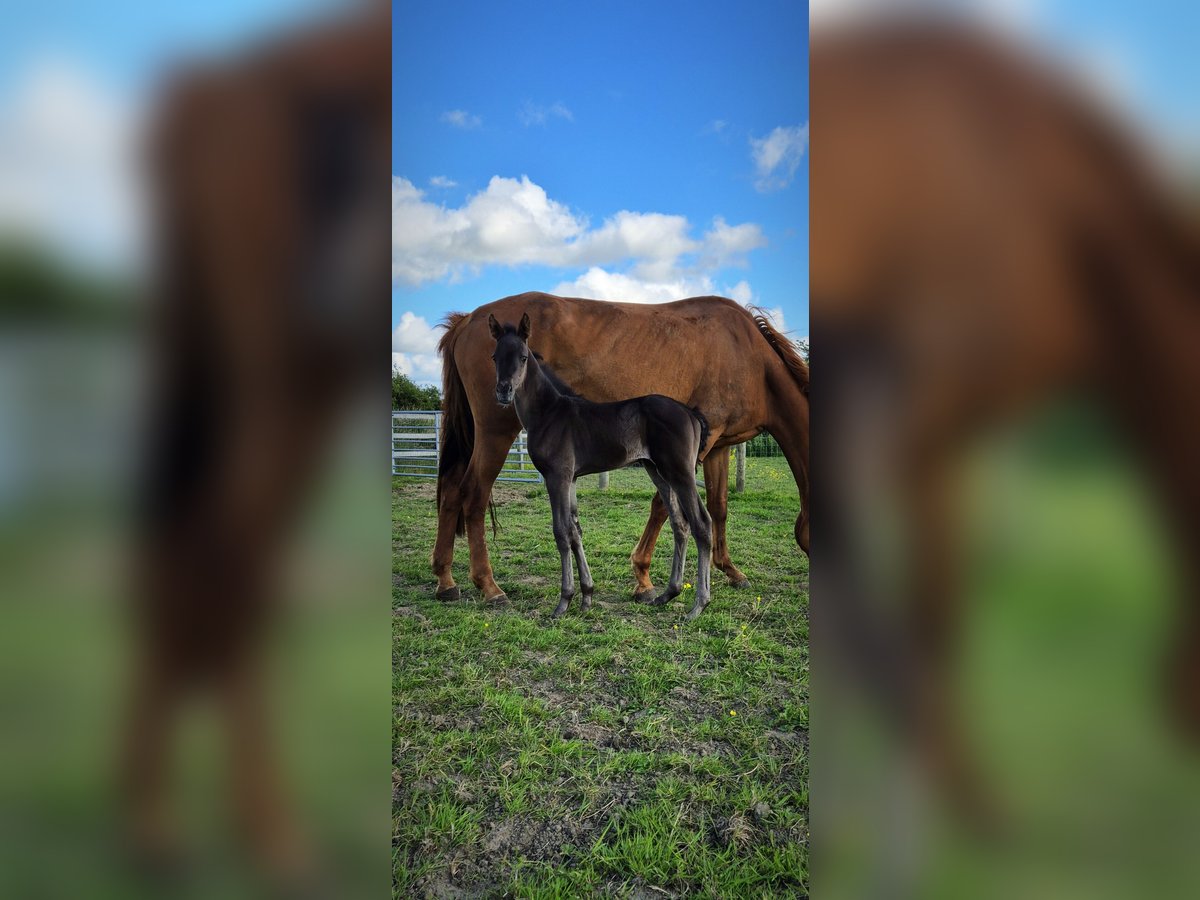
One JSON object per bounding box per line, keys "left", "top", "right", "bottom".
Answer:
{"left": 731, "top": 577, "right": 752, "bottom": 590}
{"left": 436, "top": 586, "right": 461, "bottom": 603}
{"left": 633, "top": 588, "right": 657, "bottom": 604}
{"left": 484, "top": 592, "right": 509, "bottom": 605}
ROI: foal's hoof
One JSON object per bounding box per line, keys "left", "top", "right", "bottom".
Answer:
{"left": 685, "top": 604, "right": 707, "bottom": 622}
{"left": 484, "top": 592, "right": 509, "bottom": 605}
{"left": 633, "top": 588, "right": 657, "bottom": 604}
{"left": 647, "top": 593, "right": 673, "bottom": 607}
{"left": 435, "top": 586, "right": 461, "bottom": 602}
{"left": 731, "top": 577, "right": 752, "bottom": 590}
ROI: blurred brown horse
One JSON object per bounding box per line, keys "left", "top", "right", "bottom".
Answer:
{"left": 125, "top": 6, "right": 388, "bottom": 879}
{"left": 433, "top": 292, "right": 809, "bottom": 605}
{"left": 813, "top": 22, "right": 1200, "bottom": 818}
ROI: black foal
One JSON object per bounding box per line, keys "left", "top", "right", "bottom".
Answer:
{"left": 489, "top": 313, "right": 715, "bottom": 619}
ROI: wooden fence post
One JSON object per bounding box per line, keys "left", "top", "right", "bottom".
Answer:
{"left": 598, "top": 471, "right": 609, "bottom": 490}
{"left": 735, "top": 443, "right": 746, "bottom": 493}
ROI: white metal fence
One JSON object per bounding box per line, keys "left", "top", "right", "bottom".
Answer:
{"left": 392, "top": 412, "right": 785, "bottom": 491}
{"left": 391, "top": 411, "right": 542, "bottom": 482}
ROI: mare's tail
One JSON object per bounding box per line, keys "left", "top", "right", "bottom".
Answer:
{"left": 437, "top": 313, "right": 473, "bottom": 537}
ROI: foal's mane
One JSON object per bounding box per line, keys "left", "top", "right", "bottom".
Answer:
{"left": 532, "top": 352, "right": 580, "bottom": 398}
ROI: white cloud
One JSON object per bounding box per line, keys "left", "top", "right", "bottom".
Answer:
{"left": 392, "top": 174, "right": 766, "bottom": 288}
{"left": 551, "top": 268, "right": 764, "bottom": 309}
{"left": 727, "top": 280, "right": 754, "bottom": 305}
{"left": 578, "top": 210, "right": 697, "bottom": 266}
{"left": 810, "top": 0, "right": 1041, "bottom": 30}
{"left": 429, "top": 175, "right": 457, "bottom": 188}
{"left": 391, "top": 311, "right": 440, "bottom": 354}
{"left": 440, "top": 109, "right": 481, "bottom": 129}
{"left": 391, "top": 312, "right": 443, "bottom": 386}
{"left": 700, "top": 216, "right": 768, "bottom": 266}
{"left": 0, "top": 55, "right": 144, "bottom": 272}
{"left": 703, "top": 119, "right": 728, "bottom": 135}
{"left": 392, "top": 350, "right": 441, "bottom": 386}
{"left": 750, "top": 123, "right": 809, "bottom": 192}
{"left": 518, "top": 100, "right": 573, "bottom": 126}
{"left": 552, "top": 267, "right": 719, "bottom": 305}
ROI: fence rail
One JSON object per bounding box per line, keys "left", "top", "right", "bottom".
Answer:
{"left": 392, "top": 413, "right": 783, "bottom": 490}
{"left": 391, "top": 411, "right": 542, "bottom": 482}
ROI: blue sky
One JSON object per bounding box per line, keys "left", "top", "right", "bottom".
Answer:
{"left": 2, "top": 0, "right": 1196, "bottom": 381}
{"left": 391, "top": 1, "right": 811, "bottom": 384}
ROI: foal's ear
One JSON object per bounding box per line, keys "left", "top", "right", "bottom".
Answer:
{"left": 518, "top": 312, "right": 532, "bottom": 341}
{"left": 487, "top": 313, "right": 503, "bottom": 340}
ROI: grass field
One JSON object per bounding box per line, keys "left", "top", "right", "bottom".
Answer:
{"left": 392, "top": 457, "right": 808, "bottom": 897}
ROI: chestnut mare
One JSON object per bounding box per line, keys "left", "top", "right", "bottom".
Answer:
{"left": 432, "top": 292, "right": 809, "bottom": 605}
{"left": 813, "top": 23, "right": 1200, "bottom": 819}
{"left": 125, "top": 6, "right": 388, "bottom": 879}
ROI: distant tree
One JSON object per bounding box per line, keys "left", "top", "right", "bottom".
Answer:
{"left": 0, "top": 238, "right": 132, "bottom": 325}
{"left": 797, "top": 337, "right": 809, "bottom": 363}
{"left": 392, "top": 369, "right": 441, "bottom": 410}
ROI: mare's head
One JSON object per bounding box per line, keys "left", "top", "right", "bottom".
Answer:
{"left": 488, "top": 312, "right": 532, "bottom": 407}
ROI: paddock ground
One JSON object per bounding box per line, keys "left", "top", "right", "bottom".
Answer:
{"left": 392, "top": 457, "right": 808, "bottom": 897}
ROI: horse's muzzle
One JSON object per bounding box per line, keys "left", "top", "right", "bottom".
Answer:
{"left": 495, "top": 389, "right": 514, "bottom": 407}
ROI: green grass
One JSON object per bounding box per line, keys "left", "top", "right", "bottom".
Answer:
{"left": 392, "top": 458, "right": 808, "bottom": 897}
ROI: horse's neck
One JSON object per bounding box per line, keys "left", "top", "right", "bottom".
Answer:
{"left": 765, "top": 374, "right": 810, "bottom": 492}
{"left": 515, "top": 359, "right": 563, "bottom": 429}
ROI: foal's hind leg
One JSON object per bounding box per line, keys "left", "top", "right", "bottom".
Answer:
{"left": 568, "top": 482, "right": 595, "bottom": 613}
{"left": 641, "top": 463, "right": 688, "bottom": 607}
{"left": 679, "top": 483, "right": 714, "bottom": 621}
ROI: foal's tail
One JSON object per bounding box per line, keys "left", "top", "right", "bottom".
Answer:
{"left": 437, "top": 313, "right": 474, "bottom": 537}
{"left": 689, "top": 406, "right": 710, "bottom": 466}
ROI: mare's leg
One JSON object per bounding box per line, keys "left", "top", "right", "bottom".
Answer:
{"left": 642, "top": 463, "right": 688, "bottom": 607}
{"left": 568, "top": 482, "right": 595, "bottom": 613}
{"left": 547, "top": 476, "right": 576, "bottom": 618}
{"left": 630, "top": 491, "right": 669, "bottom": 602}
{"left": 461, "top": 422, "right": 521, "bottom": 601}
{"left": 432, "top": 454, "right": 468, "bottom": 601}
{"left": 121, "top": 648, "right": 185, "bottom": 866}
{"left": 902, "top": 458, "right": 995, "bottom": 824}
{"left": 703, "top": 451, "right": 751, "bottom": 588}
{"left": 219, "top": 657, "right": 311, "bottom": 881}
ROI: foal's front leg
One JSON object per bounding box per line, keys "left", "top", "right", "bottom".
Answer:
{"left": 547, "top": 476, "right": 576, "bottom": 618}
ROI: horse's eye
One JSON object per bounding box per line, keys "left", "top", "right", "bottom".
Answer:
{"left": 520, "top": 356, "right": 528, "bottom": 363}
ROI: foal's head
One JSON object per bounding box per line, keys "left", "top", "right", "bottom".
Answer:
{"left": 488, "top": 312, "right": 532, "bottom": 407}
